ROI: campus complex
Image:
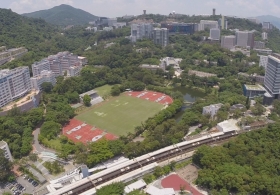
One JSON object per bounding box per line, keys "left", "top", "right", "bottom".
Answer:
{"left": 0, "top": 51, "right": 87, "bottom": 111}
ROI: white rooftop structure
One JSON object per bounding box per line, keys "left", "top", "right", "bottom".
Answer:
{"left": 0, "top": 140, "right": 13, "bottom": 161}
{"left": 217, "top": 119, "right": 240, "bottom": 133}
{"left": 202, "top": 103, "right": 223, "bottom": 118}
{"left": 145, "top": 185, "right": 175, "bottom": 195}
{"left": 124, "top": 179, "right": 146, "bottom": 194}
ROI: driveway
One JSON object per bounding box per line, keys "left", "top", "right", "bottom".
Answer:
{"left": 33, "top": 128, "right": 55, "bottom": 153}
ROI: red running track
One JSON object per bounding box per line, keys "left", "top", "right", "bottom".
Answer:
{"left": 62, "top": 119, "right": 117, "bottom": 144}
{"left": 127, "top": 91, "right": 173, "bottom": 105}
{"left": 161, "top": 174, "right": 203, "bottom": 195}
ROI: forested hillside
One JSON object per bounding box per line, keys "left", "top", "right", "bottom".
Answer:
{"left": 0, "top": 8, "right": 56, "bottom": 49}
{"left": 22, "top": 4, "right": 98, "bottom": 26}
{"left": 193, "top": 123, "right": 280, "bottom": 195}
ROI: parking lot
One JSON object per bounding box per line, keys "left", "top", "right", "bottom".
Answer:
{"left": 0, "top": 175, "right": 41, "bottom": 195}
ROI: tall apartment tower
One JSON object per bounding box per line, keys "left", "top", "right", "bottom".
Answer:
{"left": 218, "top": 16, "right": 228, "bottom": 30}
{"left": 130, "top": 23, "right": 153, "bottom": 42}
{"left": 143, "top": 10, "right": 146, "bottom": 15}
{"left": 210, "top": 28, "right": 220, "bottom": 40}
{"left": 0, "top": 140, "right": 13, "bottom": 161}
{"left": 221, "top": 35, "right": 236, "bottom": 50}
{"left": 264, "top": 53, "right": 280, "bottom": 98}
{"left": 153, "top": 28, "right": 169, "bottom": 47}
{"left": 0, "top": 67, "right": 31, "bottom": 108}
{"left": 235, "top": 31, "right": 254, "bottom": 49}
{"left": 213, "top": 8, "right": 216, "bottom": 16}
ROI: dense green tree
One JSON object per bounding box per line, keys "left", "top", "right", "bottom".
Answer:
{"left": 0, "top": 149, "right": 13, "bottom": 182}
{"left": 96, "top": 182, "right": 125, "bottom": 195}
{"left": 40, "top": 121, "right": 61, "bottom": 140}
{"left": 111, "top": 85, "right": 121, "bottom": 96}
{"left": 41, "top": 82, "right": 53, "bottom": 93}
{"left": 83, "top": 94, "right": 91, "bottom": 107}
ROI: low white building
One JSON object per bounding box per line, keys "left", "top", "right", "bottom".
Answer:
{"left": 202, "top": 103, "right": 223, "bottom": 118}
{"left": 124, "top": 179, "right": 146, "bottom": 194}
{"left": 30, "top": 70, "right": 56, "bottom": 90}
{"left": 0, "top": 140, "right": 13, "bottom": 161}
{"left": 217, "top": 119, "right": 239, "bottom": 133}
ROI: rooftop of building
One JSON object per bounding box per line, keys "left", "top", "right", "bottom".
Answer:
{"left": 79, "top": 90, "right": 98, "bottom": 97}
{"left": 124, "top": 179, "right": 146, "bottom": 193}
{"left": 218, "top": 119, "right": 239, "bottom": 133}
{"left": 244, "top": 84, "right": 266, "bottom": 91}
{"left": 0, "top": 140, "right": 7, "bottom": 147}
{"left": 1, "top": 90, "right": 40, "bottom": 111}
{"left": 204, "top": 103, "right": 223, "bottom": 109}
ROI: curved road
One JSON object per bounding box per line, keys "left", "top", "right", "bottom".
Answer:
{"left": 32, "top": 128, "right": 55, "bottom": 153}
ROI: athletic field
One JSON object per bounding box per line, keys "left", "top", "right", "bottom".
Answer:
{"left": 75, "top": 94, "right": 164, "bottom": 136}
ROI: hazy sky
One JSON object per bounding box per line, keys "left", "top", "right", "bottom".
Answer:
{"left": 1, "top": 0, "right": 280, "bottom": 18}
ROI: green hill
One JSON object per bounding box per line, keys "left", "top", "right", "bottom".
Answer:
{"left": 0, "top": 8, "right": 56, "bottom": 50}
{"left": 256, "top": 15, "right": 280, "bottom": 29}
{"left": 22, "top": 4, "right": 99, "bottom": 26}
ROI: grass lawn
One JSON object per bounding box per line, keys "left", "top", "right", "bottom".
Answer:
{"left": 94, "top": 85, "right": 112, "bottom": 97}
{"left": 75, "top": 95, "right": 164, "bottom": 136}
{"left": 42, "top": 138, "right": 62, "bottom": 151}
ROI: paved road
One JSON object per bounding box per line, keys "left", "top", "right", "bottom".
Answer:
{"left": 33, "top": 128, "right": 54, "bottom": 153}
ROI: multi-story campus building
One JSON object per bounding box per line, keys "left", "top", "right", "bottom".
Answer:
{"left": 198, "top": 20, "right": 218, "bottom": 31}
{"left": 264, "top": 53, "right": 280, "bottom": 99}
{"left": 209, "top": 28, "right": 220, "bottom": 40}
{"left": 130, "top": 23, "right": 153, "bottom": 42}
{"left": 221, "top": 35, "right": 236, "bottom": 49}
{"left": 30, "top": 70, "right": 56, "bottom": 90}
{"left": 160, "top": 22, "right": 197, "bottom": 35}
{"left": 153, "top": 28, "right": 169, "bottom": 47}
{"left": 32, "top": 52, "right": 86, "bottom": 77}
{"left": 0, "top": 67, "right": 31, "bottom": 108}
{"left": 254, "top": 41, "right": 265, "bottom": 49}
{"left": 235, "top": 31, "right": 254, "bottom": 49}
{"left": 0, "top": 140, "right": 13, "bottom": 161}
{"left": 259, "top": 55, "right": 268, "bottom": 68}
{"left": 0, "top": 47, "right": 28, "bottom": 66}
{"left": 262, "top": 32, "right": 268, "bottom": 40}
{"left": 262, "top": 22, "right": 271, "bottom": 30}
{"left": 32, "top": 59, "right": 51, "bottom": 77}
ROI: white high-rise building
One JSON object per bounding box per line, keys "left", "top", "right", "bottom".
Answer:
{"left": 221, "top": 35, "right": 236, "bottom": 49}
{"left": 0, "top": 140, "right": 13, "bottom": 161}
{"left": 199, "top": 20, "right": 218, "bottom": 31}
{"left": 235, "top": 31, "right": 254, "bottom": 49}
{"left": 259, "top": 55, "right": 268, "bottom": 69}
{"left": 262, "top": 32, "right": 268, "bottom": 40}
{"left": 153, "top": 28, "right": 169, "bottom": 47}
{"left": 130, "top": 23, "right": 153, "bottom": 42}
{"left": 218, "top": 16, "right": 228, "bottom": 30}
{"left": 32, "top": 60, "right": 51, "bottom": 77}
{"left": 210, "top": 28, "right": 220, "bottom": 40}
{"left": 0, "top": 67, "right": 31, "bottom": 108}
{"left": 30, "top": 70, "right": 56, "bottom": 90}
{"left": 264, "top": 53, "right": 280, "bottom": 98}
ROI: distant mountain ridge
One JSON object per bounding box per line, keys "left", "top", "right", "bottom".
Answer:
{"left": 256, "top": 15, "right": 280, "bottom": 29}
{"left": 22, "top": 4, "right": 99, "bottom": 26}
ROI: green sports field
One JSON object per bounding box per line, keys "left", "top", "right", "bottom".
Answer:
{"left": 75, "top": 95, "right": 164, "bottom": 136}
